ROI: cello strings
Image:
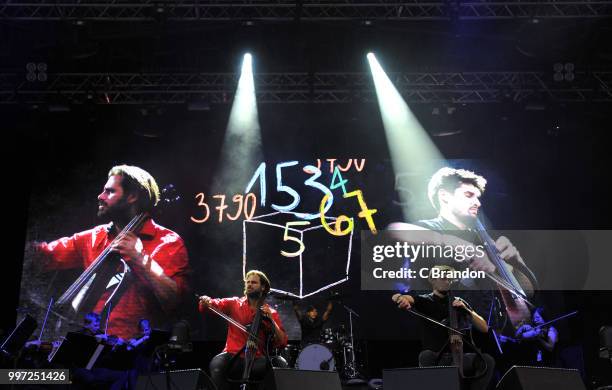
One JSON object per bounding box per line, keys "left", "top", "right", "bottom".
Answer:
{"left": 475, "top": 219, "right": 533, "bottom": 307}
{"left": 483, "top": 272, "right": 535, "bottom": 308}
{"left": 476, "top": 219, "right": 524, "bottom": 292}
{"left": 69, "top": 213, "right": 144, "bottom": 289}
{"left": 57, "top": 213, "right": 147, "bottom": 305}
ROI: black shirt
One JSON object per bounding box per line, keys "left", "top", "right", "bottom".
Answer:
{"left": 414, "top": 217, "right": 480, "bottom": 242}
{"left": 412, "top": 292, "right": 471, "bottom": 351}
{"left": 299, "top": 316, "right": 325, "bottom": 343}
{"left": 413, "top": 217, "right": 495, "bottom": 317}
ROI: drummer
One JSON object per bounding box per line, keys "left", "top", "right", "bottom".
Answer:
{"left": 293, "top": 301, "right": 333, "bottom": 346}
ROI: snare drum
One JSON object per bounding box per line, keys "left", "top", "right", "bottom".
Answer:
{"left": 296, "top": 343, "right": 336, "bottom": 371}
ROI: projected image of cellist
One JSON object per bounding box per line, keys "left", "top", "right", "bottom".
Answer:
{"left": 392, "top": 265, "right": 495, "bottom": 390}
{"left": 33, "top": 165, "right": 191, "bottom": 339}
{"left": 388, "top": 167, "right": 538, "bottom": 349}
{"left": 198, "top": 270, "right": 288, "bottom": 390}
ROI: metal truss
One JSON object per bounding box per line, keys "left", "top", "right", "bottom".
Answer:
{"left": 1, "top": 71, "right": 611, "bottom": 104}
{"left": 1, "top": 1, "right": 612, "bottom": 21}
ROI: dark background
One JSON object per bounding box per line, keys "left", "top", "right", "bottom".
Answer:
{"left": 2, "top": 12, "right": 612, "bottom": 386}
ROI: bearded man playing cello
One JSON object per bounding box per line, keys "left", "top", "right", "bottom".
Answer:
{"left": 34, "top": 165, "right": 191, "bottom": 339}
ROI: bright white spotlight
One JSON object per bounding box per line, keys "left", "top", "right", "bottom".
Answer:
{"left": 211, "top": 52, "right": 262, "bottom": 195}
{"left": 230, "top": 53, "right": 257, "bottom": 131}
{"left": 367, "top": 53, "right": 444, "bottom": 220}
{"left": 242, "top": 53, "right": 253, "bottom": 76}
{"left": 367, "top": 53, "right": 413, "bottom": 121}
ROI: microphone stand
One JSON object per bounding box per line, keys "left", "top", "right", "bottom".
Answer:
{"left": 340, "top": 303, "right": 364, "bottom": 383}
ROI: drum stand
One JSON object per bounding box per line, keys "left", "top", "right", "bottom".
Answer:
{"left": 340, "top": 304, "right": 365, "bottom": 383}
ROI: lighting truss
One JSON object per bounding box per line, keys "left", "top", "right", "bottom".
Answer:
{"left": 1, "top": 1, "right": 611, "bottom": 21}
{"left": 1, "top": 71, "right": 611, "bottom": 104}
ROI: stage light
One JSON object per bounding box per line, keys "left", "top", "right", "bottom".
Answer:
{"left": 230, "top": 53, "right": 257, "bottom": 133}
{"left": 553, "top": 62, "right": 574, "bottom": 83}
{"left": 211, "top": 53, "right": 263, "bottom": 196}
{"left": 26, "top": 62, "right": 47, "bottom": 83}
{"left": 367, "top": 53, "right": 444, "bottom": 220}
{"left": 242, "top": 53, "right": 253, "bottom": 75}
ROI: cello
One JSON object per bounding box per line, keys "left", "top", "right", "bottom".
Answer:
{"left": 447, "top": 288, "right": 465, "bottom": 378}
{"left": 474, "top": 219, "right": 535, "bottom": 350}
{"left": 54, "top": 185, "right": 179, "bottom": 318}
{"left": 391, "top": 292, "right": 489, "bottom": 380}
{"left": 240, "top": 291, "right": 269, "bottom": 390}
{"left": 55, "top": 213, "right": 146, "bottom": 315}
{"left": 197, "top": 292, "right": 274, "bottom": 389}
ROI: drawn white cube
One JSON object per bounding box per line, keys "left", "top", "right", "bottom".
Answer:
{"left": 243, "top": 212, "right": 353, "bottom": 298}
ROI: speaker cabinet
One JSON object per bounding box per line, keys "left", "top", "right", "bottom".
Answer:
{"left": 496, "top": 366, "right": 586, "bottom": 390}
{"left": 136, "top": 369, "right": 215, "bottom": 390}
{"left": 264, "top": 368, "right": 342, "bottom": 390}
{"left": 383, "top": 366, "right": 460, "bottom": 390}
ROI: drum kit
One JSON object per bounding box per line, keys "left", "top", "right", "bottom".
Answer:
{"left": 271, "top": 291, "right": 363, "bottom": 380}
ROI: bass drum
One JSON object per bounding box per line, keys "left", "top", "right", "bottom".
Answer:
{"left": 295, "top": 343, "right": 336, "bottom": 371}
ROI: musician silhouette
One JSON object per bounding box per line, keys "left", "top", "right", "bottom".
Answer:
{"left": 293, "top": 301, "right": 333, "bottom": 346}
{"left": 511, "top": 307, "right": 559, "bottom": 366}
{"left": 72, "top": 312, "right": 129, "bottom": 390}
{"left": 127, "top": 318, "right": 157, "bottom": 389}
{"left": 393, "top": 265, "right": 495, "bottom": 390}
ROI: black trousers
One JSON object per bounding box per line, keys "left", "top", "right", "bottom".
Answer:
{"left": 209, "top": 352, "right": 271, "bottom": 390}
{"left": 418, "top": 350, "right": 495, "bottom": 390}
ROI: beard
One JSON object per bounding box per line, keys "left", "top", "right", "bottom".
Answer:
{"left": 97, "top": 197, "right": 131, "bottom": 220}
{"left": 245, "top": 289, "right": 265, "bottom": 299}
{"left": 453, "top": 207, "right": 478, "bottom": 227}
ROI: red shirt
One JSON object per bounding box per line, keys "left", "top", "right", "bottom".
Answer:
{"left": 200, "top": 296, "right": 288, "bottom": 357}
{"left": 39, "top": 218, "right": 191, "bottom": 339}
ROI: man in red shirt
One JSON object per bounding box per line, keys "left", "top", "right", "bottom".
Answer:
{"left": 198, "top": 270, "right": 288, "bottom": 390}
{"left": 37, "top": 165, "right": 191, "bottom": 339}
